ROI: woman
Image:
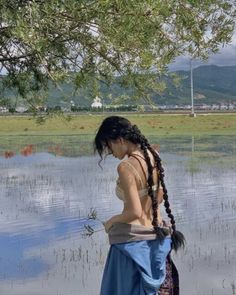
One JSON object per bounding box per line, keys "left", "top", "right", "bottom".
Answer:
{"left": 94, "top": 116, "right": 185, "bottom": 295}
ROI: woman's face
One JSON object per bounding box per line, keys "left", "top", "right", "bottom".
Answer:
{"left": 107, "top": 138, "right": 127, "bottom": 160}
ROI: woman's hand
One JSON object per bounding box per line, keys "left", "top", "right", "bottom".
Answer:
{"left": 104, "top": 218, "right": 114, "bottom": 233}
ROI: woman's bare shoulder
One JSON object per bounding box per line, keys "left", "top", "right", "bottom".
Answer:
{"left": 117, "top": 159, "right": 134, "bottom": 174}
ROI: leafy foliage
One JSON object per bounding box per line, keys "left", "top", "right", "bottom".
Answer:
{"left": 0, "top": 0, "right": 235, "bottom": 107}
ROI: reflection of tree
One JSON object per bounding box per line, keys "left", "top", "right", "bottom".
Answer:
{"left": 189, "top": 136, "right": 200, "bottom": 175}
{"left": 191, "top": 136, "right": 195, "bottom": 153}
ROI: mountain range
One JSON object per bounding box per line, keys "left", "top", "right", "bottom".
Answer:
{"left": 1, "top": 65, "right": 236, "bottom": 107}
{"left": 159, "top": 65, "right": 236, "bottom": 105}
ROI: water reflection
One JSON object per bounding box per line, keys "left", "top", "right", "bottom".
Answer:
{"left": 1, "top": 134, "right": 236, "bottom": 160}
{"left": 4, "top": 151, "right": 15, "bottom": 159}
{"left": 3, "top": 145, "right": 34, "bottom": 159}
{"left": 47, "top": 145, "right": 63, "bottom": 156}
{"left": 0, "top": 135, "right": 235, "bottom": 295}
{"left": 20, "top": 145, "right": 34, "bottom": 157}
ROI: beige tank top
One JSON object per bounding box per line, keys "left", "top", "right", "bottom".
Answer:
{"left": 115, "top": 158, "right": 161, "bottom": 202}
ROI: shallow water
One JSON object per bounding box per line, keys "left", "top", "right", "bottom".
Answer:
{"left": 0, "top": 135, "right": 235, "bottom": 295}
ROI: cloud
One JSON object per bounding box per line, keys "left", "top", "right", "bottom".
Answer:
{"left": 169, "top": 31, "right": 236, "bottom": 71}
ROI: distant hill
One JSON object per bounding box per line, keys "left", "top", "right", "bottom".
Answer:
{"left": 1, "top": 65, "right": 236, "bottom": 107}
{"left": 154, "top": 65, "right": 236, "bottom": 105}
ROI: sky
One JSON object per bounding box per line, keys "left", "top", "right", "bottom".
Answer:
{"left": 168, "top": 31, "right": 236, "bottom": 71}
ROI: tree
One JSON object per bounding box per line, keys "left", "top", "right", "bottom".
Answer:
{"left": 0, "top": 0, "right": 235, "bottom": 108}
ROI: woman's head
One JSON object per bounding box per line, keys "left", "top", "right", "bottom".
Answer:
{"left": 94, "top": 116, "right": 145, "bottom": 160}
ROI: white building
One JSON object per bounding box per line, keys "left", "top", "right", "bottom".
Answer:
{"left": 91, "top": 96, "right": 102, "bottom": 108}
{"left": 0, "top": 106, "right": 8, "bottom": 113}
{"left": 16, "top": 106, "right": 28, "bottom": 113}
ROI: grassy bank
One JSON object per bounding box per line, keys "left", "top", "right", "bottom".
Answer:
{"left": 0, "top": 113, "right": 236, "bottom": 136}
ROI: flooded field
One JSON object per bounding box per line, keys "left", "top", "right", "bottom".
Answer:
{"left": 0, "top": 135, "right": 235, "bottom": 295}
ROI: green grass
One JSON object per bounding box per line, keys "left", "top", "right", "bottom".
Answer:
{"left": 0, "top": 113, "right": 236, "bottom": 136}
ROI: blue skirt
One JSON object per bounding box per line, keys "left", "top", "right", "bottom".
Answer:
{"left": 100, "top": 237, "right": 172, "bottom": 295}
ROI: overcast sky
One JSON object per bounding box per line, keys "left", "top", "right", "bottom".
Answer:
{"left": 168, "top": 31, "right": 236, "bottom": 71}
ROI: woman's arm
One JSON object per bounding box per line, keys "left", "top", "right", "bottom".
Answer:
{"left": 104, "top": 161, "right": 142, "bottom": 233}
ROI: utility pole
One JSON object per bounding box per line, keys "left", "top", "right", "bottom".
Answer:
{"left": 190, "top": 58, "right": 196, "bottom": 117}
{"left": 102, "top": 97, "right": 104, "bottom": 113}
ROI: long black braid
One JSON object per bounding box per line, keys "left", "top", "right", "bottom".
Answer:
{"left": 94, "top": 116, "right": 185, "bottom": 251}
{"left": 131, "top": 125, "right": 185, "bottom": 251}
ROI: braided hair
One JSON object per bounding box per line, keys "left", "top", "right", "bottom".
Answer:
{"left": 94, "top": 116, "right": 185, "bottom": 251}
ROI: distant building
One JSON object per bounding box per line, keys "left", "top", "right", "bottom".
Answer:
{"left": 220, "top": 104, "right": 228, "bottom": 110}
{"left": 211, "top": 104, "right": 220, "bottom": 110}
{"left": 16, "top": 106, "right": 28, "bottom": 113}
{"left": 91, "top": 96, "right": 102, "bottom": 108}
{"left": 0, "top": 106, "right": 8, "bottom": 113}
